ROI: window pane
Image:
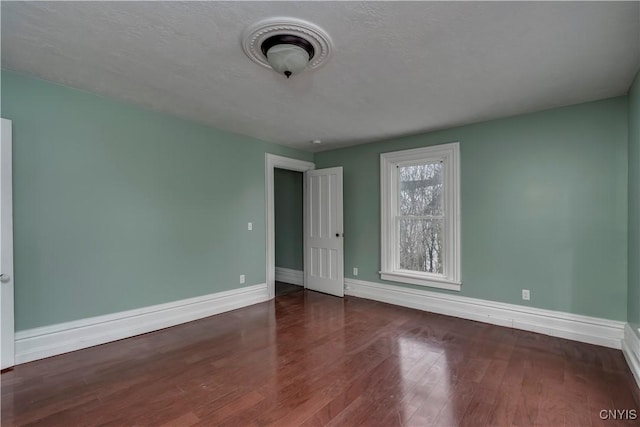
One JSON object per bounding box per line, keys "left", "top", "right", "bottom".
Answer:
{"left": 399, "top": 163, "right": 443, "bottom": 216}
{"left": 399, "top": 218, "right": 444, "bottom": 274}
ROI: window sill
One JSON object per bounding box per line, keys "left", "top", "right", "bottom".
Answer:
{"left": 379, "top": 271, "right": 461, "bottom": 291}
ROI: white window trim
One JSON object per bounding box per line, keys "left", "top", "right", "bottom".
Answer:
{"left": 380, "top": 142, "right": 461, "bottom": 291}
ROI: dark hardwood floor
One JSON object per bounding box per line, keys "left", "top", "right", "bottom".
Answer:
{"left": 276, "top": 281, "right": 304, "bottom": 297}
{"left": 1, "top": 290, "right": 638, "bottom": 426}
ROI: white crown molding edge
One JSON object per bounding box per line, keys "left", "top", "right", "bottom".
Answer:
{"left": 344, "top": 278, "right": 624, "bottom": 349}
{"left": 14, "top": 283, "right": 269, "bottom": 365}
{"left": 275, "top": 267, "right": 304, "bottom": 287}
{"left": 622, "top": 324, "right": 640, "bottom": 390}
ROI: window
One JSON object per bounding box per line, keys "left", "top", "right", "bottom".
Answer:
{"left": 380, "top": 142, "right": 461, "bottom": 291}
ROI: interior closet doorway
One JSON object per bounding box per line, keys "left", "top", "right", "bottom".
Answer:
{"left": 274, "top": 168, "right": 304, "bottom": 296}
{"left": 265, "top": 154, "right": 314, "bottom": 299}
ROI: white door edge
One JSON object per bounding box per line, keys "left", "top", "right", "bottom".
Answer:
{"left": 0, "top": 118, "right": 15, "bottom": 370}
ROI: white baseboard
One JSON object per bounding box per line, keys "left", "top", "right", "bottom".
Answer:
{"left": 623, "top": 324, "right": 640, "bottom": 390}
{"left": 275, "top": 267, "right": 304, "bottom": 286}
{"left": 15, "top": 283, "right": 269, "bottom": 365}
{"left": 344, "top": 278, "right": 624, "bottom": 349}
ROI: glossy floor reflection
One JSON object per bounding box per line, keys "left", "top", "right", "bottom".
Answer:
{"left": 1, "top": 290, "right": 638, "bottom": 426}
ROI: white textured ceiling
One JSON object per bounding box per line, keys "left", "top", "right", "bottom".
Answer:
{"left": 2, "top": 1, "right": 639, "bottom": 152}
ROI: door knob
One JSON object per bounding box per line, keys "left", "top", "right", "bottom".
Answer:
{"left": 0, "top": 274, "right": 10, "bottom": 283}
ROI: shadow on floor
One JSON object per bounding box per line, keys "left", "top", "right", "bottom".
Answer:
{"left": 275, "top": 281, "right": 304, "bottom": 297}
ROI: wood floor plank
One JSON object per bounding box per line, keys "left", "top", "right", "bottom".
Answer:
{"left": 1, "top": 289, "right": 637, "bottom": 426}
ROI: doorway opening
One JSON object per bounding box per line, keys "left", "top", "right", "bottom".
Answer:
{"left": 274, "top": 168, "right": 304, "bottom": 297}
{"left": 265, "top": 154, "right": 314, "bottom": 299}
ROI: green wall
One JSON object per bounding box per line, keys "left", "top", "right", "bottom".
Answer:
{"left": 274, "top": 168, "right": 303, "bottom": 271}
{"left": 628, "top": 70, "right": 640, "bottom": 327}
{"left": 2, "top": 69, "right": 632, "bottom": 329}
{"left": 315, "top": 97, "right": 629, "bottom": 321}
{"left": 1, "top": 71, "right": 312, "bottom": 331}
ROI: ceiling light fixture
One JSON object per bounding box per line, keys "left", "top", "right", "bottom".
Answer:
{"left": 242, "top": 18, "right": 333, "bottom": 79}
{"left": 261, "top": 35, "right": 314, "bottom": 78}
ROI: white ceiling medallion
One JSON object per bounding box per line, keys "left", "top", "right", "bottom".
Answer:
{"left": 242, "top": 17, "right": 333, "bottom": 78}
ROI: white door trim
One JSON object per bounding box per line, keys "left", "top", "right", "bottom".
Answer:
{"left": 0, "top": 118, "right": 14, "bottom": 370}
{"left": 265, "top": 154, "right": 314, "bottom": 299}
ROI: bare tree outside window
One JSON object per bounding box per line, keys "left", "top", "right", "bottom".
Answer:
{"left": 398, "top": 163, "right": 444, "bottom": 274}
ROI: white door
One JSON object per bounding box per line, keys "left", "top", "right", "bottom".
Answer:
{"left": 305, "top": 167, "right": 344, "bottom": 297}
{"left": 0, "top": 118, "right": 14, "bottom": 370}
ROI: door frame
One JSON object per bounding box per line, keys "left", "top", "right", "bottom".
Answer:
{"left": 265, "top": 154, "right": 315, "bottom": 299}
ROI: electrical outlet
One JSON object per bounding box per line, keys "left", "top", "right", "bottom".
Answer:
{"left": 247, "top": 222, "right": 252, "bottom": 231}
{"left": 353, "top": 267, "right": 358, "bottom": 276}
{"left": 522, "top": 289, "right": 530, "bottom": 301}
{"left": 240, "top": 274, "right": 245, "bottom": 284}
